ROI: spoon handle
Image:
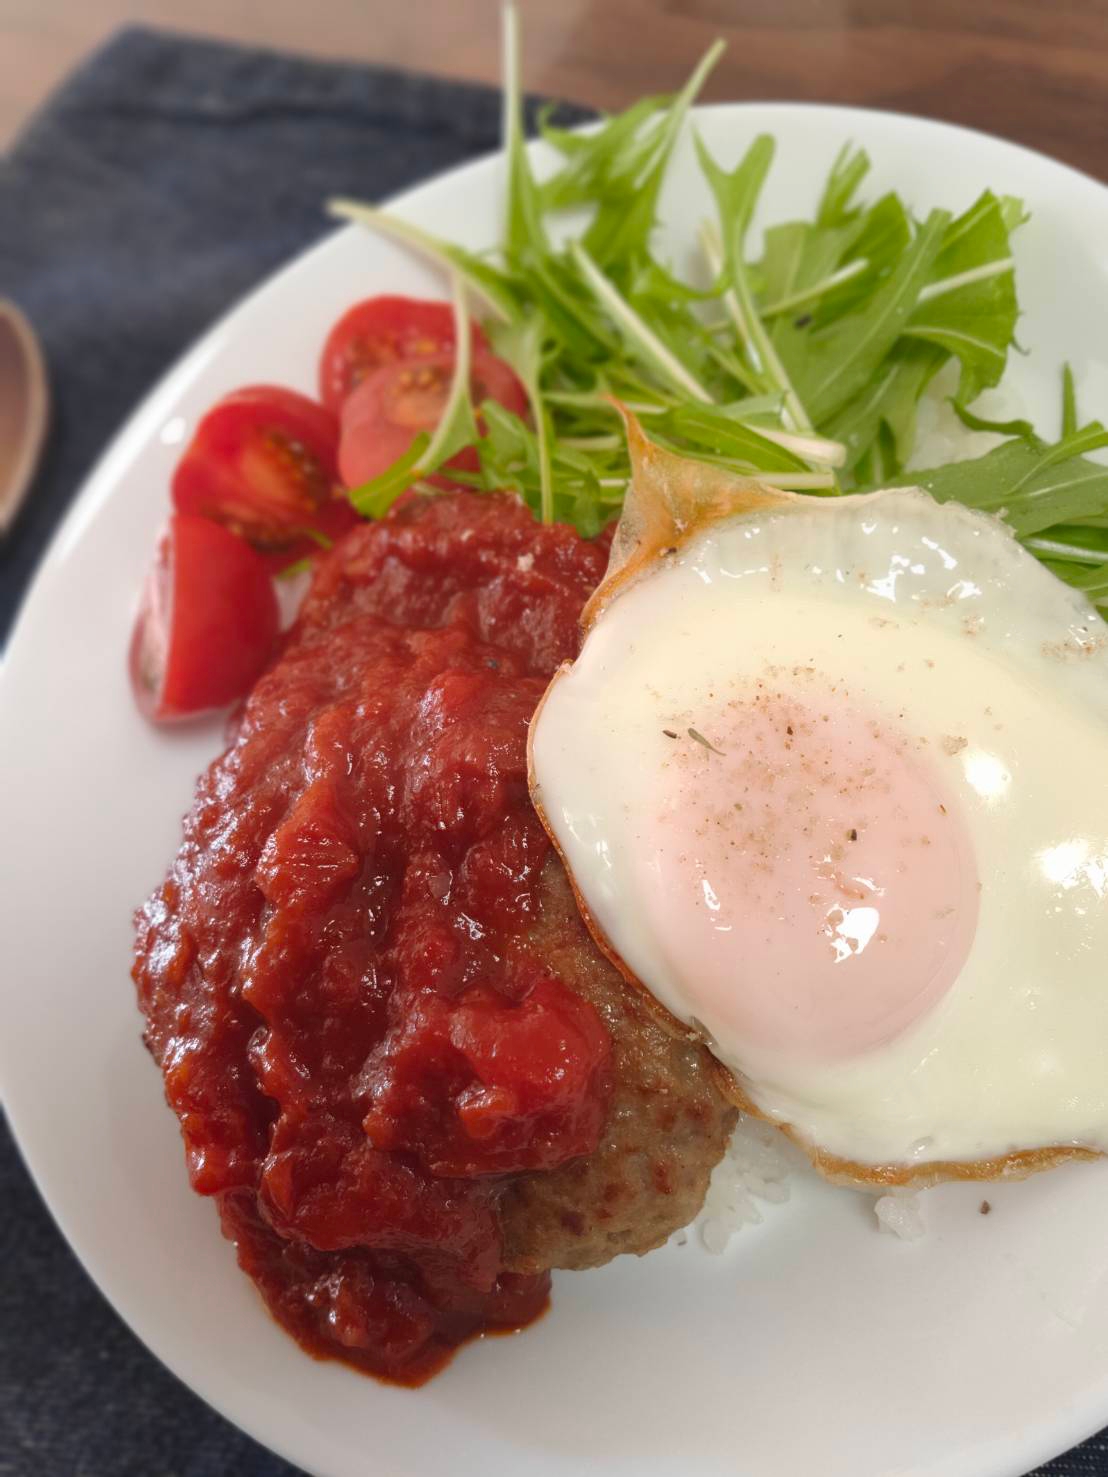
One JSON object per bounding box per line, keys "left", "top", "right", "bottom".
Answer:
{"left": 0, "top": 299, "right": 50, "bottom": 536}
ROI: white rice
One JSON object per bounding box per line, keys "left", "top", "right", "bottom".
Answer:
{"left": 682, "top": 1115, "right": 929, "bottom": 1248}
{"left": 906, "top": 360, "right": 1024, "bottom": 472}
{"left": 874, "top": 1191, "right": 927, "bottom": 1241}
{"left": 694, "top": 1114, "right": 802, "bottom": 1253}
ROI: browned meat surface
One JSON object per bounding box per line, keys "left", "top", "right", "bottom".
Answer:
{"left": 498, "top": 860, "right": 737, "bottom": 1273}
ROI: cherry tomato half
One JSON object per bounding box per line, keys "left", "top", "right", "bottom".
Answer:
{"left": 318, "top": 295, "right": 490, "bottom": 414}
{"left": 130, "top": 513, "right": 279, "bottom": 722}
{"left": 172, "top": 386, "right": 353, "bottom": 553}
{"left": 337, "top": 349, "right": 529, "bottom": 491}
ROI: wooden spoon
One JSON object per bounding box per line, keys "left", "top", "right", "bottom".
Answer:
{"left": 0, "top": 300, "right": 49, "bottom": 535}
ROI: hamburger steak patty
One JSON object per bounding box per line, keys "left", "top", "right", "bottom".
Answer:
{"left": 133, "top": 489, "right": 735, "bottom": 1380}
{"left": 500, "top": 859, "right": 736, "bottom": 1272}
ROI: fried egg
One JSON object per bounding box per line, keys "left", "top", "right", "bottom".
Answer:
{"left": 528, "top": 417, "right": 1108, "bottom": 1188}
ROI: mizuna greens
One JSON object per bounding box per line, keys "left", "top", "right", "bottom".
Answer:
{"left": 329, "top": 5, "right": 1108, "bottom": 612}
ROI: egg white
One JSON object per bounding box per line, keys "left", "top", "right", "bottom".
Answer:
{"left": 530, "top": 490, "right": 1108, "bottom": 1171}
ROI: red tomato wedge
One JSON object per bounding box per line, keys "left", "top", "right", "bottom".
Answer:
{"left": 338, "top": 349, "right": 528, "bottom": 491}
{"left": 172, "top": 386, "right": 353, "bottom": 553}
{"left": 130, "top": 513, "right": 279, "bottom": 722}
{"left": 319, "top": 295, "right": 490, "bottom": 413}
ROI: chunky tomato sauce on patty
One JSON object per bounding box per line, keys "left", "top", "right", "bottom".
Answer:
{"left": 133, "top": 490, "right": 615, "bottom": 1382}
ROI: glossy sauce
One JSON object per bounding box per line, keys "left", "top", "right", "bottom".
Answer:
{"left": 134, "top": 490, "right": 612, "bottom": 1382}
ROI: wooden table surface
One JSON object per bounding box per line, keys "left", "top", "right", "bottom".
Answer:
{"left": 2, "top": 0, "right": 1107, "bottom": 180}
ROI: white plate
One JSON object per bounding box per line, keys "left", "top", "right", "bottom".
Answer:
{"left": 3, "top": 103, "right": 1108, "bottom": 1477}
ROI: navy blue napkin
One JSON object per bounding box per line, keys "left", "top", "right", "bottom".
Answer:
{"left": 0, "top": 26, "right": 1103, "bottom": 1477}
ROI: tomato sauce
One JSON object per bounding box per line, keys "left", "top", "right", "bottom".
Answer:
{"left": 133, "top": 490, "right": 613, "bottom": 1383}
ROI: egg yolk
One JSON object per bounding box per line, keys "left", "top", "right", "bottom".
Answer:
{"left": 641, "top": 683, "right": 980, "bottom": 1058}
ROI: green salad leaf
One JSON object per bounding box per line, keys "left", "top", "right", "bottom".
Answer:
{"left": 784, "top": 208, "right": 950, "bottom": 425}
{"left": 577, "top": 44, "right": 723, "bottom": 274}
{"left": 328, "top": 2, "right": 1108, "bottom": 614}
{"left": 893, "top": 421, "right": 1108, "bottom": 536}
{"left": 1058, "top": 558, "right": 1108, "bottom": 604}
{"left": 901, "top": 192, "right": 1021, "bottom": 405}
